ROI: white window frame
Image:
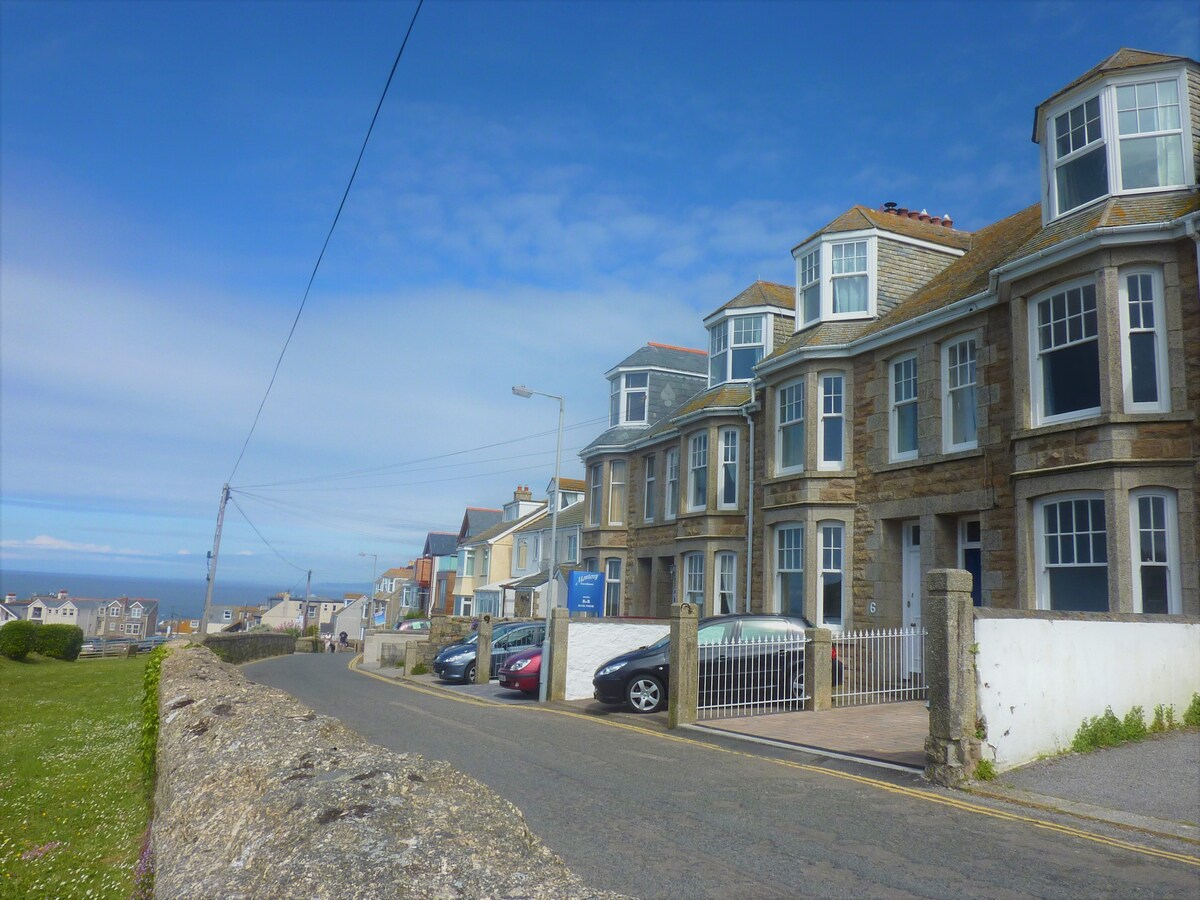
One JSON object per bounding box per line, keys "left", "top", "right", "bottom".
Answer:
{"left": 566, "top": 533, "right": 579, "bottom": 563}
{"left": 793, "top": 233, "right": 878, "bottom": 325}
{"left": 708, "top": 314, "right": 766, "bottom": 386}
{"left": 942, "top": 336, "right": 978, "bottom": 451}
{"left": 890, "top": 353, "right": 919, "bottom": 462}
{"left": 775, "top": 524, "right": 804, "bottom": 617}
{"left": 799, "top": 248, "right": 820, "bottom": 326}
{"left": 587, "top": 464, "right": 602, "bottom": 526}
{"left": 222, "top": 609, "right": 232, "bottom": 621}
{"left": 1116, "top": 267, "right": 1169, "bottom": 413}
{"left": 664, "top": 447, "right": 679, "bottom": 521}
{"left": 715, "top": 551, "right": 737, "bottom": 615}
{"left": 462, "top": 548, "right": 475, "bottom": 578}
{"left": 1033, "top": 493, "right": 1109, "bottom": 612}
{"left": 1042, "top": 68, "right": 1193, "bottom": 220}
{"left": 684, "top": 552, "right": 705, "bottom": 614}
{"left": 604, "top": 558, "right": 622, "bottom": 617}
{"left": 643, "top": 454, "right": 657, "bottom": 522}
{"left": 818, "top": 371, "right": 845, "bottom": 470}
{"left": 608, "top": 460, "right": 627, "bottom": 526}
{"left": 688, "top": 432, "right": 708, "bottom": 512}
{"left": 481, "top": 547, "right": 491, "bottom": 580}
{"left": 610, "top": 371, "right": 650, "bottom": 426}
{"left": 776, "top": 378, "right": 805, "bottom": 475}
{"left": 818, "top": 521, "right": 844, "bottom": 629}
{"left": 718, "top": 427, "right": 738, "bottom": 510}
{"left": 1129, "top": 489, "right": 1181, "bottom": 615}
{"left": 1029, "top": 279, "right": 1101, "bottom": 426}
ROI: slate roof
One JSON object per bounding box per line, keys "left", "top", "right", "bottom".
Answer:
{"left": 506, "top": 571, "right": 549, "bottom": 590}
{"left": 423, "top": 532, "right": 458, "bottom": 557}
{"left": 609, "top": 342, "right": 707, "bottom": 374}
{"left": 794, "top": 205, "right": 973, "bottom": 253}
{"left": 463, "top": 507, "right": 547, "bottom": 547}
{"left": 462, "top": 508, "right": 503, "bottom": 538}
{"left": 707, "top": 281, "right": 796, "bottom": 318}
{"left": 1033, "top": 49, "right": 1197, "bottom": 138}
{"left": 1011, "top": 192, "right": 1200, "bottom": 258}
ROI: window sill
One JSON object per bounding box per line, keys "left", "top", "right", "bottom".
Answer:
{"left": 873, "top": 448, "right": 982, "bottom": 474}
{"left": 764, "top": 470, "right": 857, "bottom": 485}
{"left": 1014, "top": 410, "right": 1194, "bottom": 441}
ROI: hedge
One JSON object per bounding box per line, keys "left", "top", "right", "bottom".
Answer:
{"left": 34, "top": 623, "right": 85, "bottom": 661}
{"left": 0, "top": 620, "right": 38, "bottom": 660}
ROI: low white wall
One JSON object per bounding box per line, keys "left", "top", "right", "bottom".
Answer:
{"left": 362, "top": 631, "right": 427, "bottom": 666}
{"left": 975, "top": 617, "right": 1200, "bottom": 769}
{"left": 564, "top": 621, "right": 669, "bottom": 701}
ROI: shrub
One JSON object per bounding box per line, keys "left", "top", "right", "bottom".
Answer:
{"left": 974, "top": 759, "right": 997, "bottom": 781}
{"left": 405, "top": 610, "right": 426, "bottom": 620}
{"left": 34, "top": 623, "right": 85, "bottom": 661}
{"left": 411, "top": 663, "right": 429, "bottom": 675}
{"left": 1184, "top": 694, "right": 1200, "bottom": 728}
{"left": 1121, "top": 706, "right": 1147, "bottom": 742}
{"left": 0, "top": 619, "right": 38, "bottom": 660}
{"left": 1150, "top": 704, "right": 1169, "bottom": 733}
{"left": 140, "top": 644, "right": 170, "bottom": 789}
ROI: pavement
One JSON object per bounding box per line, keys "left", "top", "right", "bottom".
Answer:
{"left": 362, "top": 659, "right": 1200, "bottom": 848}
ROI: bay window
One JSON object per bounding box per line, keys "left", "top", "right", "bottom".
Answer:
{"left": 819, "top": 522, "right": 844, "bottom": 627}
{"left": 1130, "top": 490, "right": 1180, "bottom": 615}
{"left": 1035, "top": 494, "right": 1108, "bottom": 612}
{"left": 943, "top": 337, "right": 978, "bottom": 450}
{"left": 664, "top": 448, "right": 679, "bottom": 520}
{"left": 684, "top": 552, "right": 705, "bottom": 613}
{"left": 1032, "top": 282, "right": 1100, "bottom": 424}
{"left": 831, "top": 240, "right": 869, "bottom": 314}
{"left": 818, "top": 372, "right": 844, "bottom": 469}
{"left": 709, "top": 314, "right": 766, "bottom": 385}
{"left": 644, "top": 454, "right": 657, "bottom": 522}
{"left": 719, "top": 428, "right": 738, "bottom": 509}
{"left": 608, "top": 460, "right": 627, "bottom": 526}
{"left": 776, "top": 525, "right": 804, "bottom": 618}
{"left": 588, "top": 464, "right": 601, "bottom": 526}
{"left": 1119, "top": 269, "right": 1168, "bottom": 411}
{"left": 715, "top": 551, "right": 737, "bottom": 615}
{"left": 890, "top": 354, "right": 918, "bottom": 461}
{"left": 1053, "top": 95, "right": 1107, "bottom": 214}
{"left": 1116, "top": 79, "right": 1185, "bottom": 190}
{"left": 609, "top": 372, "right": 649, "bottom": 426}
{"left": 777, "top": 379, "right": 804, "bottom": 473}
{"left": 604, "top": 558, "right": 622, "bottom": 617}
{"left": 799, "top": 248, "right": 820, "bottom": 324}
{"left": 688, "top": 432, "right": 708, "bottom": 511}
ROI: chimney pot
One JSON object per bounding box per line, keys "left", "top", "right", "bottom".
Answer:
{"left": 919, "top": 209, "right": 931, "bottom": 222}
{"left": 883, "top": 201, "right": 898, "bottom": 213}
{"left": 942, "top": 214, "right": 953, "bottom": 228}
{"left": 897, "top": 207, "right": 909, "bottom": 217}
{"left": 908, "top": 210, "right": 920, "bottom": 219}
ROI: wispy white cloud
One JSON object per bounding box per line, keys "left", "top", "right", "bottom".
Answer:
{"left": 0, "top": 534, "right": 152, "bottom": 556}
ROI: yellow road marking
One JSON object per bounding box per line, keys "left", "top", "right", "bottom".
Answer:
{"left": 347, "top": 657, "right": 1200, "bottom": 868}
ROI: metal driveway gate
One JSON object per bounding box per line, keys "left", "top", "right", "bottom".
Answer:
{"left": 697, "top": 631, "right": 810, "bottom": 720}
{"left": 833, "top": 626, "right": 927, "bottom": 707}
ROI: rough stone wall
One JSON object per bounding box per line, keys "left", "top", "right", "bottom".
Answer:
{"left": 201, "top": 633, "right": 296, "bottom": 664}
{"left": 153, "top": 647, "right": 622, "bottom": 899}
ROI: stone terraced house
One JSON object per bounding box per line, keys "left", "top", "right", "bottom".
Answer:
{"left": 580, "top": 48, "right": 1200, "bottom": 629}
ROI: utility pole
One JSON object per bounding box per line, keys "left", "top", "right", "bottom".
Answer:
{"left": 200, "top": 483, "right": 231, "bottom": 637}
{"left": 300, "top": 569, "right": 313, "bottom": 635}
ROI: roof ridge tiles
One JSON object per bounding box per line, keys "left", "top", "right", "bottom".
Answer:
{"left": 646, "top": 341, "right": 706, "bottom": 355}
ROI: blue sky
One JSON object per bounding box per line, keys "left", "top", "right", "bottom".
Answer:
{"left": 2, "top": 0, "right": 1196, "bottom": 589}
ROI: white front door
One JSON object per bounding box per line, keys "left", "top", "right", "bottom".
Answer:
{"left": 901, "top": 520, "right": 923, "bottom": 676}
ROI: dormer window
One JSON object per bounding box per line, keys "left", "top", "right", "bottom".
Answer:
{"left": 609, "top": 372, "right": 649, "bottom": 426}
{"left": 795, "top": 235, "right": 877, "bottom": 327}
{"left": 709, "top": 314, "right": 764, "bottom": 385}
{"left": 1043, "top": 68, "right": 1191, "bottom": 220}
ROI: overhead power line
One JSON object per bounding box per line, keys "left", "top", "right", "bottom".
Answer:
{"left": 227, "top": 493, "right": 309, "bottom": 574}
{"left": 226, "top": 0, "right": 425, "bottom": 484}
{"left": 235, "top": 415, "right": 605, "bottom": 490}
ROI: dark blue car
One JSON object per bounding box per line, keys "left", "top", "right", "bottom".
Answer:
{"left": 433, "top": 622, "right": 546, "bottom": 683}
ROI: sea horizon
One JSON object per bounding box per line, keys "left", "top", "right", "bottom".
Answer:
{"left": 0, "top": 569, "right": 363, "bottom": 619}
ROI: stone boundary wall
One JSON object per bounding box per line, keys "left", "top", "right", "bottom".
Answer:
{"left": 200, "top": 632, "right": 295, "bottom": 664}
{"left": 153, "top": 647, "right": 621, "bottom": 899}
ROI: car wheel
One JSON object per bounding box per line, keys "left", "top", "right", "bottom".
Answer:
{"left": 626, "top": 674, "right": 665, "bottom": 713}
{"left": 464, "top": 662, "right": 477, "bottom": 683}
{"left": 780, "top": 667, "right": 804, "bottom": 700}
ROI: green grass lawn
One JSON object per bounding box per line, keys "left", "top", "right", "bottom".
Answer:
{"left": 0, "top": 654, "right": 149, "bottom": 899}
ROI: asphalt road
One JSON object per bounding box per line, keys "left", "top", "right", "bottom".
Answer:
{"left": 245, "top": 653, "right": 1200, "bottom": 899}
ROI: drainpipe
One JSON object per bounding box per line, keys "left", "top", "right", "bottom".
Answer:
{"left": 743, "top": 383, "right": 756, "bottom": 614}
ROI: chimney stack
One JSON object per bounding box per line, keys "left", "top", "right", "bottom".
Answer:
{"left": 514, "top": 485, "right": 533, "bottom": 502}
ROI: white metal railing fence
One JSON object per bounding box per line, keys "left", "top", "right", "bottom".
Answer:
{"left": 697, "top": 632, "right": 810, "bottom": 720}
{"left": 832, "top": 626, "right": 927, "bottom": 707}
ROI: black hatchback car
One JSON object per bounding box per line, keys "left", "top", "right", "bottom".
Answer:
{"left": 592, "top": 614, "right": 840, "bottom": 713}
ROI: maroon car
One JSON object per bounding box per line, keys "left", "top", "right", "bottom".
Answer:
{"left": 497, "top": 646, "right": 541, "bottom": 695}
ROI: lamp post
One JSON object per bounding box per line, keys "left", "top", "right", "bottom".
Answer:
{"left": 358, "top": 551, "right": 377, "bottom": 641}
{"left": 512, "top": 384, "right": 563, "bottom": 703}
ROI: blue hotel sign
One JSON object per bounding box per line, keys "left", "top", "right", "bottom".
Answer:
{"left": 567, "top": 571, "right": 605, "bottom": 615}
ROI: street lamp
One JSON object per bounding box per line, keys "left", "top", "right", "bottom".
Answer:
{"left": 358, "top": 551, "right": 378, "bottom": 641}
{"left": 512, "top": 384, "right": 563, "bottom": 703}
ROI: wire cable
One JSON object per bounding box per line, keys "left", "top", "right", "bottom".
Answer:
{"left": 228, "top": 493, "right": 309, "bottom": 573}
{"left": 235, "top": 415, "right": 605, "bottom": 489}
{"left": 226, "top": 0, "right": 425, "bottom": 484}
